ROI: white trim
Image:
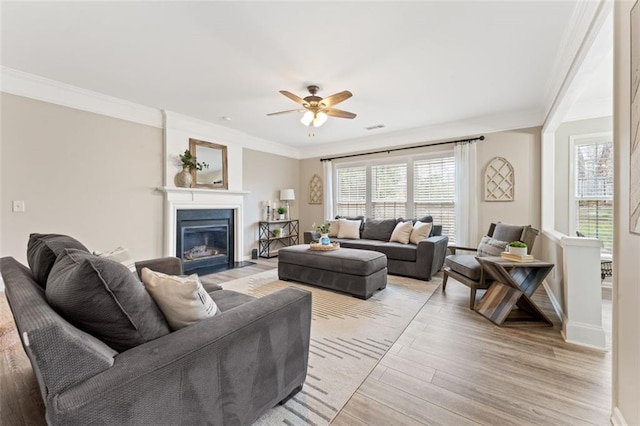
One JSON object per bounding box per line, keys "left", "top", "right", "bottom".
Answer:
{"left": 611, "top": 407, "right": 628, "bottom": 426}
{"left": 158, "top": 186, "right": 250, "bottom": 196}
{"left": 0, "top": 67, "right": 163, "bottom": 128}
{"left": 561, "top": 316, "right": 608, "bottom": 351}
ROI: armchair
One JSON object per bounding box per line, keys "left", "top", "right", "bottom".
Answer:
{"left": 442, "top": 223, "right": 539, "bottom": 309}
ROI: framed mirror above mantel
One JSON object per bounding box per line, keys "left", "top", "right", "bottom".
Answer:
{"left": 189, "top": 138, "right": 228, "bottom": 189}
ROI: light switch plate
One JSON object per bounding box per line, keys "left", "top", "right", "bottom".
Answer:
{"left": 12, "top": 201, "right": 25, "bottom": 213}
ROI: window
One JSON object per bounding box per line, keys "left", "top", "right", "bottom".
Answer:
{"left": 371, "top": 163, "right": 407, "bottom": 219}
{"left": 336, "top": 166, "right": 366, "bottom": 217}
{"left": 334, "top": 152, "right": 456, "bottom": 243}
{"left": 572, "top": 136, "right": 613, "bottom": 255}
{"left": 414, "top": 157, "right": 456, "bottom": 241}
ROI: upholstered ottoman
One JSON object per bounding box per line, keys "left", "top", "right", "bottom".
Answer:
{"left": 278, "top": 244, "right": 387, "bottom": 299}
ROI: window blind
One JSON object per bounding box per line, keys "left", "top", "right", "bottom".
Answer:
{"left": 371, "top": 163, "right": 407, "bottom": 219}
{"left": 575, "top": 142, "right": 613, "bottom": 254}
{"left": 414, "top": 157, "right": 456, "bottom": 243}
{"left": 336, "top": 166, "right": 366, "bottom": 217}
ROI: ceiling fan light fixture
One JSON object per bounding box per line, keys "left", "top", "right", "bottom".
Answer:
{"left": 313, "top": 111, "right": 328, "bottom": 127}
{"left": 301, "top": 110, "right": 314, "bottom": 126}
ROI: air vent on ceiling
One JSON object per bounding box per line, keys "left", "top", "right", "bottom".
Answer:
{"left": 365, "top": 124, "right": 385, "bottom": 130}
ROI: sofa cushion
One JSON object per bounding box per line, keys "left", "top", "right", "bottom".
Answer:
{"left": 27, "top": 233, "right": 90, "bottom": 288}
{"left": 409, "top": 221, "right": 433, "bottom": 244}
{"left": 141, "top": 268, "right": 219, "bottom": 331}
{"left": 210, "top": 289, "right": 256, "bottom": 312}
{"left": 338, "top": 219, "right": 362, "bottom": 239}
{"left": 335, "top": 238, "right": 385, "bottom": 250}
{"left": 362, "top": 218, "right": 398, "bottom": 241}
{"left": 389, "top": 220, "right": 413, "bottom": 244}
{"left": 476, "top": 236, "right": 507, "bottom": 257}
{"left": 46, "top": 249, "right": 170, "bottom": 352}
{"left": 377, "top": 242, "right": 418, "bottom": 262}
{"left": 492, "top": 223, "right": 528, "bottom": 243}
{"left": 327, "top": 220, "right": 341, "bottom": 237}
{"left": 445, "top": 255, "right": 482, "bottom": 280}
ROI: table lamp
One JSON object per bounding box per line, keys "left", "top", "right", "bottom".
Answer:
{"left": 280, "top": 189, "right": 295, "bottom": 220}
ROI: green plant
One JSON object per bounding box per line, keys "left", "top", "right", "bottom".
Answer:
{"left": 508, "top": 241, "right": 527, "bottom": 248}
{"left": 276, "top": 206, "right": 287, "bottom": 215}
{"left": 179, "top": 150, "right": 209, "bottom": 171}
{"left": 316, "top": 222, "right": 331, "bottom": 234}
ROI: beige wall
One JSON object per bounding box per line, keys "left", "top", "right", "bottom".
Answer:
{"left": 613, "top": 1, "right": 640, "bottom": 424}
{"left": 242, "top": 148, "right": 299, "bottom": 258}
{"left": 1, "top": 93, "right": 165, "bottom": 267}
{"left": 299, "top": 126, "right": 542, "bottom": 252}
{"left": 554, "top": 116, "right": 613, "bottom": 234}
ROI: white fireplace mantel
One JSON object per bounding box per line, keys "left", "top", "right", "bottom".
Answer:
{"left": 157, "top": 187, "right": 250, "bottom": 262}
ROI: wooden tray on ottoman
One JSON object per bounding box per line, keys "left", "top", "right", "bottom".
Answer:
{"left": 309, "top": 242, "right": 340, "bottom": 251}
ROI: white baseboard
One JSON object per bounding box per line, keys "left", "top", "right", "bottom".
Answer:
{"left": 611, "top": 407, "right": 628, "bottom": 426}
{"left": 562, "top": 318, "right": 608, "bottom": 351}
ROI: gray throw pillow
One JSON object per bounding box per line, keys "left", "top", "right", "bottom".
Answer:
{"left": 492, "top": 223, "right": 528, "bottom": 243}
{"left": 27, "top": 233, "right": 90, "bottom": 288}
{"left": 362, "top": 218, "right": 399, "bottom": 241}
{"left": 46, "top": 249, "right": 170, "bottom": 352}
{"left": 477, "top": 236, "right": 508, "bottom": 257}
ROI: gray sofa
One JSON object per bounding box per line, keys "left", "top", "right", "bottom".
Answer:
{"left": 304, "top": 216, "right": 449, "bottom": 281}
{"left": 2, "top": 234, "right": 311, "bottom": 425}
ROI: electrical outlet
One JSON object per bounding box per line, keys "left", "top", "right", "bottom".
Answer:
{"left": 12, "top": 201, "right": 25, "bottom": 213}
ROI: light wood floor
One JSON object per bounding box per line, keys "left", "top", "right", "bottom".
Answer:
{"left": 0, "top": 260, "right": 612, "bottom": 426}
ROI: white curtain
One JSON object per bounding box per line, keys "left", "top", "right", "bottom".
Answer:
{"left": 322, "top": 160, "right": 334, "bottom": 220}
{"left": 454, "top": 142, "right": 478, "bottom": 246}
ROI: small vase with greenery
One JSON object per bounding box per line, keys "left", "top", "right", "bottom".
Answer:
{"left": 316, "top": 222, "right": 331, "bottom": 245}
{"left": 179, "top": 150, "right": 209, "bottom": 171}
{"left": 276, "top": 206, "right": 287, "bottom": 219}
{"left": 507, "top": 241, "right": 528, "bottom": 256}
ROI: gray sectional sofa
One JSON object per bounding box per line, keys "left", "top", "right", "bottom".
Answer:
{"left": 2, "top": 233, "right": 311, "bottom": 425}
{"left": 304, "top": 216, "right": 449, "bottom": 281}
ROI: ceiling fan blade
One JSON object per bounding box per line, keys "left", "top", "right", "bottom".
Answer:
{"left": 279, "top": 90, "right": 309, "bottom": 106}
{"left": 324, "top": 108, "right": 357, "bottom": 119}
{"left": 320, "top": 91, "right": 352, "bottom": 107}
{"left": 267, "top": 109, "right": 306, "bottom": 116}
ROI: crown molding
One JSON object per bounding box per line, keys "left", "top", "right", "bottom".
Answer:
{"left": 299, "top": 107, "right": 544, "bottom": 160}
{"left": 0, "top": 67, "right": 163, "bottom": 128}
{"left": 163, "top": 110, "right": 301, "bottom": 159}
{"left": 0, "top": 67, "right": 302, "bottom": 159}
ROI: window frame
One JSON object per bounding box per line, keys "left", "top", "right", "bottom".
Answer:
{"left": 569, "top": 131, "right": 614, "bottom": 254}
{"left": 332, "top": 149, "right": 455, "bottom": 235}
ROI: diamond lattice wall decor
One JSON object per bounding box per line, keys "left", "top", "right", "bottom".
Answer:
{"left": 485, "top": 157, "right": 514, "bottom": 201}
{"left": 309, "top": 173, "right": 323, "bottom": 204}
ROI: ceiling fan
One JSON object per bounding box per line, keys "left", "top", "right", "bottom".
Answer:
{"left": 267, "top": 85, "right": 356, "bottom": 128}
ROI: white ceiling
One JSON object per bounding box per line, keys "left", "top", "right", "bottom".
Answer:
{"left": 1, "top": 1, "right": 605, "bottom": 151}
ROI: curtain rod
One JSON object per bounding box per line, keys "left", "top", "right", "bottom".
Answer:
{"left": 319, "top": 135, "right": 485, "bottom": 162}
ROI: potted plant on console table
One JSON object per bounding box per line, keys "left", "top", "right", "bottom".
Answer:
{"left": 276, "top": 206, "right": 287, "bottom": 220}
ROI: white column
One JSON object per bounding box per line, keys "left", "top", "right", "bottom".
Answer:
{"left": 560, "top": 236, "right": 607, "bottom": 350}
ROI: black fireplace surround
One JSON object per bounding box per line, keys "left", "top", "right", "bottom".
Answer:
{"left": 176, "top": 209, "right": 234, "bottom": 275}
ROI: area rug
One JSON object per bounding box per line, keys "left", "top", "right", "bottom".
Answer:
{"left": 203, "top": 269, "right": 441, "bottom": 426}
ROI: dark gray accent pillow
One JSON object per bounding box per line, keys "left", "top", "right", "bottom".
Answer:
{"left": 362, "top": 218, "right": 399, "bottom": 241}
{"left": 27, "top": 233, "right": 90, "bottom": 288}
{"left": 46, "top": 249, "right": 170, "bottom": 352}
{"left": 493, "top": 223, "right": 528, "bottom": 243}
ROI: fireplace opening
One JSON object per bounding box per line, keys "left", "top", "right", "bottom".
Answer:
{"left": 177, "top": 209, "right": 234, "bottom": 275}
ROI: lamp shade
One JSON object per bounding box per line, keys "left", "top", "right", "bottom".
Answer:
{"left": 280, "top": 189, "right": 295, "bottom": 201}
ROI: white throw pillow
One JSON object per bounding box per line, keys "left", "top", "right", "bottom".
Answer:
{"left": 337, "top": 219, "right": 361, "bottom": 239}
{"left": 389, "top": 220, "right": 414, "bottom": 244}
{"left": 95, "top": 246, "right": 136, "bottom": 273}
{"left": 476, "top": 236, "right": 508, "bottom": 257}
{"left": 328, "top": 220, "right": 341, "bottom": 237}
{"left": 409, "top": 221, "right": 433, "bottom": 245}
{"left": 140, "top": 268, "right": 218, "bottom": 331}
